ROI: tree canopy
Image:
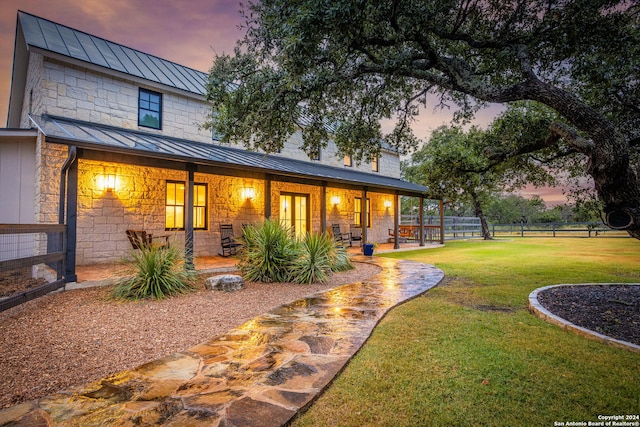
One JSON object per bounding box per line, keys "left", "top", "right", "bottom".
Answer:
{"left": 206, "top": 0, "right": 640, "bottom": 238}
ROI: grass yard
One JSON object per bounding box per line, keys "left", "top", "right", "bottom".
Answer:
{"left": 292, "top": 238, "right": 640, "bottom": 427}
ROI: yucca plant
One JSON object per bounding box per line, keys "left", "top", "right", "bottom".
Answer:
{"left": 289, "top": 232, "right": 335, "bottom": 284}
{"left": 111, "top": 243, "right": 196, "bottom": 301}
{"left": 330, "top": 244, "right": 354, "bottom": 272}
{"left": 238, "top": 219, "right": 299, "bottom": 282}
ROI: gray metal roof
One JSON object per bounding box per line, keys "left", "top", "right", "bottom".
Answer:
{"left": 31, "top": 115, "right": 428, "bottom": 195}
{"left": 18, "top": 11, "right": 207, "bottom": 95}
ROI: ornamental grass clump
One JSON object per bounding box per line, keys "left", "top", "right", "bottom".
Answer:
{"left": 239, "top": 220, "right": 354, "bottom": 284}
{"left": 238, "top": 219, "right": 298, "bottom": 283}
{"left": 111, "top": 243, "right": 196, "bottom": 301}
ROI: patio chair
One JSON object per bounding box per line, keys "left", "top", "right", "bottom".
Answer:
{"left": 126, "top": 230, "right": 169, "bottom": 250}
{"left": 219, "top": 223, "right": 242, "bottom": 257}
{"left": 349, "top": 224, "right": 363, "bottom": 246}
{"left": 331, "top": 224, "right": 351, "bottom": 247}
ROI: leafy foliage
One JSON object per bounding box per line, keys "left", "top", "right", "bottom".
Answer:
{"left": 206, "top": 0, "right": 640, "bottom": 237}
{"left": 111, "top": 244, "right": 196, "bottom": 301}
{"left": 239, "top": 220, "right": 353, "bottom": 284}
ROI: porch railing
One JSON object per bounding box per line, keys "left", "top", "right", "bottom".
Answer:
{"left": 400, "top": 215, "right": 482, "bottom": 241}
{"left": 0, "top": 224, "right": 66, "bottom": 312}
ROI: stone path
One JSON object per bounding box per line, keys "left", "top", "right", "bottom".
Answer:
{"left": 0, "top": 256, "right": 444, "bottom": 427}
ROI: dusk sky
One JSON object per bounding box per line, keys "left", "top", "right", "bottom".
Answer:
{"left": 0, "top": 0, "right": 565, "bottom": 204}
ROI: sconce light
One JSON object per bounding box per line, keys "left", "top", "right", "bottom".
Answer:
{"left": 105, "top": 174, "right": 116, "bottom": 192}
{"left": 242, "top": 186, "right": 255, "bottom": 200}
{"left": 98, "top": 173, "right": 117, "bottom": 192}
{"left": 331, "top": 195, "right": 341, "bottom": 206}
{"left": 384, "top": 199, "right": 392, "bottom": 208}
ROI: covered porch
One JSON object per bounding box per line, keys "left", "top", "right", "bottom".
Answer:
{"left": 32, "top": 115, "right": 442, "bottom": 282}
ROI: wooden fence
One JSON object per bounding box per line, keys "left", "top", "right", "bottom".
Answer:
{"left": 0, "top": 224, "right": 66, "bottom": 312}
{"left": 400, "top": 215, "right": 483, "bottom": 241}
{"left": 491, "top": 222, "right": 628, "bottom": 238}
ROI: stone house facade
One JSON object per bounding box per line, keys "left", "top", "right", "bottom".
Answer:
{"left": 0, "top": 11, "right": 434, "bottom": 279}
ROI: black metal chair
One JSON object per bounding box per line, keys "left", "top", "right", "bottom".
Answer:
{"left": 219, "top": 224, "right": 242, "bottom": 256}
{"left": 331, "top": 224, "right": 351, "bottom": 247}
{"left": 126, "top": 230, "right": 169, "bottom": 250}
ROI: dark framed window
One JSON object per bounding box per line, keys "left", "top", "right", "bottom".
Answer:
{"left": 344, "top": 155, "right": 352, "bottom": 167}
{"left": 371, "top": 155, "right": 379, "bottom": 172}
{"left": 139, "top": 88, "right": 162, "bottom": 129}
{"left": 354, "top": 197, "right": 371, "bottom": 228}
{"left": 165, "top": 181, "right": 207, "bottom": 230}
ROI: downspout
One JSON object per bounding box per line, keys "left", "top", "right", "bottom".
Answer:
{"left": 58, "top": 146, "right": 77, "bottom": 224}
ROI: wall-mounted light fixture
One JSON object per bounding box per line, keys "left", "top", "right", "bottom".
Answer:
{"left": 241, "top": 186, "right": 255, "bottom": 200}
{"left": 331, "top": 195, "right": 341, "bottom": 206}
{"left": 97, "top": 173, "right": 117, "bottom": 192}
{"left": 384, "top": 199, "right": 392, "bottom": 208}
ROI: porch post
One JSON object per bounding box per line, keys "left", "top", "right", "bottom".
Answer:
{"left": 264, "top": 174, "right": 272, "bottom": 219}
{"left": 320, "top": 182, "right": 327, "bottom": 234}
{"left": 393, "top": 191, "right": 400, "bottom": 249}
{"left": 439, "top": 199, "right": 445, "bottom": 244}
{"left": 419, "top": 196, "right": 425, "bottom": 246}
{"left": 64, "top": 148, "right": 78, "bottom": 282}
{"left": 362, "top": 187, "right": 368, "bottom": 244}
{"left": 184, "top": 164, "right": 195, "bottom": 270}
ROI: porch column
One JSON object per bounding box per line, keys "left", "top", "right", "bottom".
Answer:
{"left": 439, "top": 199, "right": 445, "bottom": 244}
{"left": 264, "top": 174, "right": 272, "bottom": 219}
{"left": 419, "top": 196, "right": 425, "bottom": 246}
{"left": 64, "top": 149, "right": 78, "bottom": 282}
{"left": 362, "top": 187, "right": 368, "bottom": 244}
{"left": 320, "top": 182, "right": 327, "bottom": 233}
{"left": 184, "top": 164, "right": 195, "bottom": 270}
{"left": 393, "top": 191, "right": 400, "bottom": 249}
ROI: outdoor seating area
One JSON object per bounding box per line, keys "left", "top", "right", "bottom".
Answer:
{"left": 125, "top": 230, "right": 170, "bottom": 250}
{"left": 218, "top": 224, "right": 242, "bottom": 257}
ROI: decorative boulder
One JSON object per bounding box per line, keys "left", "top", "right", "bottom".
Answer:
{"left": 205, "top": 274, "right": 245, "bottom": 292}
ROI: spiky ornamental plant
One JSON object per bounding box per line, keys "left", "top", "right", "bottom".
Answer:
{"left": 238, "top": 219, "right": 299, "bottom": 283}
{"left": 289, "top": 232, "right": 334, "bottom": 284}
{"left": 111, "top": 243, "right": 196, "bottom": 301}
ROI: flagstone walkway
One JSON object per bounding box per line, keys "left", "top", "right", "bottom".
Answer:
{"left": 0, "top": 256, "right": 444, "bottom": 427}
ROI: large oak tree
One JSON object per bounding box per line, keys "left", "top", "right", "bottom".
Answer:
{"left": 206, "top": 0, "right": 640, "bottom": 238}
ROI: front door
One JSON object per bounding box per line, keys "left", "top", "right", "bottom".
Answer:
{"left": 279, "top": 193, "right": 309, "bottom": 238}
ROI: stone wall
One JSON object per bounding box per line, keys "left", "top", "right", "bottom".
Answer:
{"left": 25, "top": 56, "right": 401, "bottom": 176}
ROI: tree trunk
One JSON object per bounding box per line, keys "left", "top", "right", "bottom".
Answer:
{"left": 470, "top": 190, "right": 493, "bottom": 240}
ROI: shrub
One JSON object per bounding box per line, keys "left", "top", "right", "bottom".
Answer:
{"left": 289, "top": 232, "right": 334, "bottom": 284}
{"left": 238, "top": 219, "right": 298, "bottom": 282}
{"left": 111, "top": 244, "right": 196, "bottom": 301}
{"left": 239, "top": 221, "right": 354, "bottom": 284}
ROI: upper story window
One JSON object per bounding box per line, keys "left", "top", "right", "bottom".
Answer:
{"left": 344, "top": 155, "right": 352, "bottom": 167}
{"left": 139, "top": 88, "right": 162, "bottom": 129}
{"left": 310, "top": 150, "right": 321, "bottom": 161}
{"left": 371, "top": 155, "right": 379, "bottom": 172}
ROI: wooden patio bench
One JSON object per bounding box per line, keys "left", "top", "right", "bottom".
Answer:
{"left": 126, "top": 230, "right": 170, "bottom": 250}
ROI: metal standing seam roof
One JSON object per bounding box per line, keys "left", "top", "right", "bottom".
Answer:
{"left": 18, "top": 11, "right": 208, "bottom": 95}
{"left": 32, "top": 115, "right": 429, "bottom": 195}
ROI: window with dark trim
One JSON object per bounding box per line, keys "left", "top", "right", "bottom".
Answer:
{"left": 354, "top": 197, "right": 371, "bottom": 228}
{"left": 139, "top": 88, "right": 162, "bottom": 129}
{"left": 344, "top": 155, "right": 352, "bottom": 167}
{"left": 165, "top": 181, "right": 208, "bottom": 230}
{"left": 371, "top": 155, "right": 379, "bottom": 172}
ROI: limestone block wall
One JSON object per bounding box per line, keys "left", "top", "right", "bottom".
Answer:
{"left": 24, "top": 56, "right": 401, "bottom": 179}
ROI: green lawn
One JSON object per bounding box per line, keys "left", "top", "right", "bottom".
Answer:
{"left": 293, "top": 238, "right": 640, "bottom": 427}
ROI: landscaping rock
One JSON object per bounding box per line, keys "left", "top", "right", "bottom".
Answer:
{"left": 205, "top": 274, "right": 245, "bottom": 292}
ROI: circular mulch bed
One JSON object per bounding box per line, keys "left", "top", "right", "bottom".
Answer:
{"left": 536, "top": 284, "right": 640, "bottom": 346}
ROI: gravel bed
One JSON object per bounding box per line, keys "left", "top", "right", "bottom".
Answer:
{"left": 537, "top": 284, "right": 640, "bottom": 346}
{"left": 0, "top": 262, "right": 381, "bottom": 409}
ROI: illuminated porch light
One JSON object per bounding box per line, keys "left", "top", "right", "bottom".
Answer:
{"left": 242, "top": 186, "right": 255, "bottom": 200}
{"left": 384, "top": 199, "right": 392, "bottom": 208}
{"left": 97, "top": 173, "right": 117, "bottom": 192}
{"left": 331, "top": 195, "right": 341, "bottom": 206}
